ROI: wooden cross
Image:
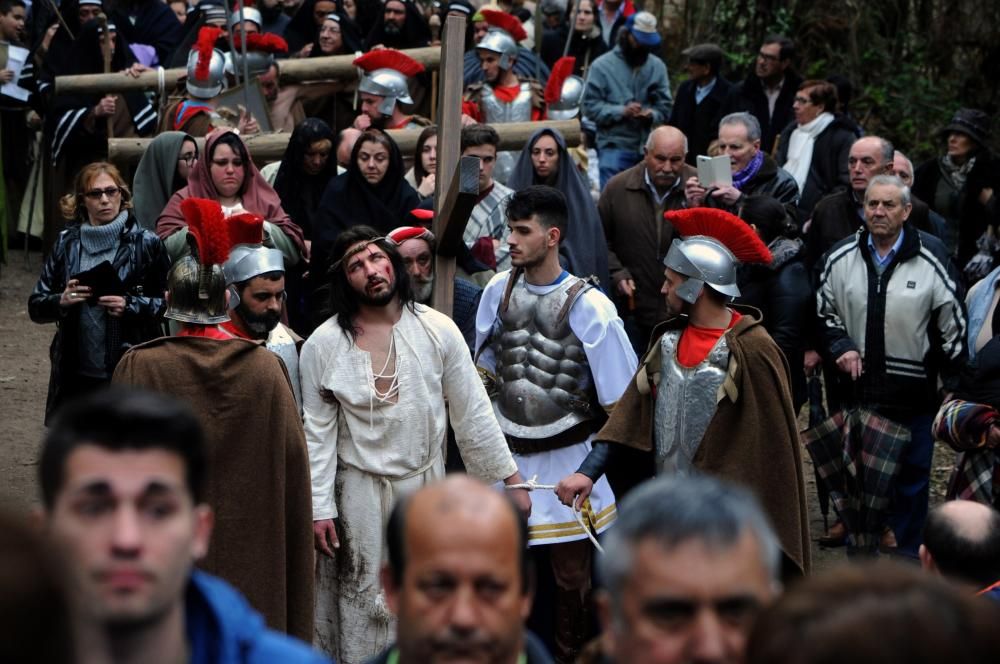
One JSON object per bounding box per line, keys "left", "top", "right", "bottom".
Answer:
{"left": 431, "top": 15, "right": 481, "bottom": 318}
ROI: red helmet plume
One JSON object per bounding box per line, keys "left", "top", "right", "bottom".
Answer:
{"left": 545, "top": 56, "right": 576, "bottom": 105}
{"left": 479, "top": 9, "right": 527, "bottom": 42}
{"left": 181, "top": 198, "right": 231, "bottom": 267}
{"left": 352, "top": 49, "right": 425, "bottom": 76}
{"left": 665, "top": 208, "right": 772, "bottom": 264}
{"left": 194, "top": 27, "right": 224, "bottom": 81}
{"left": 231, "top": 32, "right": 288, "bottom": 54}
{"left": 227, "top": 212, "right": 265, "bottom": 247}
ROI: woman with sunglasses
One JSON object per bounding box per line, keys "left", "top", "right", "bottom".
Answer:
{"left": 29, "top": 162, "right": 170, "bottom": 424}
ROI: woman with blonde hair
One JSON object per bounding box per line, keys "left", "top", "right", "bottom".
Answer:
{"left": 29, "top": 162, "right": 170, "bottom": 423}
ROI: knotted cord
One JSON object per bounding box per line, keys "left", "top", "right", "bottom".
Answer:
{"left": 505, "top": 475, "right": 604, "bottom": 552}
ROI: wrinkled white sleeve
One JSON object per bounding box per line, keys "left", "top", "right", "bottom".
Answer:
{"left": 474, "top": 271, "right": 510, "bottom": 374}
{"left": 300, "top": 329, "right": 341, "bottom": 521}
{"left": 569, "top": 289, "right": 639, "bottom": 407}
{"left": 438, "top": 311, "right": 518, "bottom": 484}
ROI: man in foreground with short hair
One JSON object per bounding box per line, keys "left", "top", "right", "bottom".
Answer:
{"left": 596, "top": 475, "right": 781, "bottom": 664}
{"left": 920, "top": 500, "right": 1000, "bottom": 597}
{"left": 39, "top": 387, "right": 327, "bottom": 664}
{"left": 370, "top": 474, "right": 551, "bottom": 663}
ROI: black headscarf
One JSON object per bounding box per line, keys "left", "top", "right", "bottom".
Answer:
{"left": 285, "top": 0, "right": 325, "bottom": 53}
{"left": 958, "top": 336, "right": 1000, "bottom": 410}
{"left": 507, "top": 128, "right": 610, "bottom": 289}
{"left": 364, "top": 0, "right": 431, "bottom": 50}
{"left": 311, "top": 129, "right": 420, "bottom": 277}
{"left": 38, "top": 0, "right": 94, "bottom": 81}
{"left": 273, "top": 118, "right": 337, "bottom": 239}
{"left": 307, "top": 12, "right": 364, "bottom": 56}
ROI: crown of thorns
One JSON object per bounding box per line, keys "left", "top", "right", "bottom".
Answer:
{"left": 328, "top": 236, "right": 389, "bottom": 274}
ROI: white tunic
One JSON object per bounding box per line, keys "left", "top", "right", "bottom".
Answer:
{"left": 301, "top": 304, "right": 517, "bottom": 663}
{"left": 475, "top": 270, "right": 638, "bottom": 545}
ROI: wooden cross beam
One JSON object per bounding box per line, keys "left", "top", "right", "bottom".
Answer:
{"left": 430, "top": 14, "right": 470, "bottom": 318}
{"left": 53, "top": 46, "right": 442, "bottom": 96}
{"left": 107, "top": 119, "right": 581, "bottom": 167}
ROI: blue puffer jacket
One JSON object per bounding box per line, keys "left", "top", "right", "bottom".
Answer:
{"left": 582, "top": 45, "right": 673, "bottom": 153}
{"left": 186, "top": 571, "right": 331, "bottom": 664}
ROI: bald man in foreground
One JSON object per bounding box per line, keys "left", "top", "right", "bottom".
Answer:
{"left": 599, "top": 125, "right": 697, "bottom": 354}
{"left": 920, "top": 500, "right": 1000, "bottom": 600}
{"left": 370, "top": 476, "right": 552, "bottom": 663}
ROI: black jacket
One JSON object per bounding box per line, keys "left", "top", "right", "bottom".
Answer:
{"left": 736, "top": 238, "right": 812, "bottom": 409}
{"left": 28, "top": 213, "right": 169, "bottom": 422}
{"left": 366, "top": 633, "right": 553, "bottom": 664}
{"left": 775, "top": 114, "right": 856, "bottom": 219}
{"left": 720, "top": 71, "right": 803, "bottom": 155}
{"left": 669, "top": 75, "right": 732, "bottom": 164}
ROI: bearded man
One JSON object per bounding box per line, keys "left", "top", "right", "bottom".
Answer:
{"left": 301, "top": 225, "right": 529, "bottom": 663}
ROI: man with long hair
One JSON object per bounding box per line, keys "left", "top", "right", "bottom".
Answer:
{"left": 300, "top": 225, "right": 530, "bottom": 662}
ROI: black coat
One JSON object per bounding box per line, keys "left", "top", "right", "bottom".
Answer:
{"left": 669, "top": 75, "right": 732, "bottom": 164}
{"left": 736, "top": 239, "right": 812, "bottom": 409}
{"left": 28, "top": 213, "right": 169, "bottom": 422}
{"left": 775, "top": 114, "right": 856, "bottom": 219}
{"left": 913, "top": 151, "right": 1000, "bottom": 269}
{"left": 720, "top": 71, "right": 803, "bottom": 155}
{"left": 540, "top": 25, "right": 608, "bottom": 77}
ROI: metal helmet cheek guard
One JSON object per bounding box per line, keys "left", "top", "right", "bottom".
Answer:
{"left": 165, "top": 257, "right": 230, "bottom": 323}
{"left": 358, "top": 68, "right": 413, "bottom": 115}
{"left": 477, "top": 28, "right": 519, "bottom": 70}
{"left": 663, "top": 237, "right": 740, "bottom": 304}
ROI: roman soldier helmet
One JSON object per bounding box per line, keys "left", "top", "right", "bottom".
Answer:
{"left": 227, "top": 1, "right": 263, "bottom": 31}
{"left": 187, "top": 27, "right": 226, "bottom": 99}
{"left": 353, "top": 49, "right": 426, "bottom": 116}
{"left": 223, "top": 212, "right": 284, "bottom": 308}
{"left": 165, "top": 198, "right": 233, "bottom": 323}
{"left": 545, "top": 56, "right": 585, "bottom": 120}
{"left": 229, "top": 32, "right": 288, "bottom": 77}
{"left": 662, "top": 208, "right": 772, "bottom": 304}
{"left": 476, "top": 9, "right": 525, "bottom": 71}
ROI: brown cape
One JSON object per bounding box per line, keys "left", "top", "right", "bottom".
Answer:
{"left": 112, "top": 336, "right": 315, "bottom": 639}
{"left": 596, "top": 307, "right": 811, "bottom": 575}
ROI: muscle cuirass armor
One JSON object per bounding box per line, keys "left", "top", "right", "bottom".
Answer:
{"left": 267, "top": 325, "right": 301, "bottom": 409}
{"left": 653, "top": 329, "right": 730, "bottom": 475}
{"left": 490, "top": 275, "right": 596, "bottom": 441}
{"left": 481, "top": 82, "right": 533, "bottom": 185}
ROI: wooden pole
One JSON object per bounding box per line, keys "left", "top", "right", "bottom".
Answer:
{"left": 54, "top": 46, "right": 443, "bottom": 96}
{"left": 97, "top": 14, "right": 113, "bottom": 139}
{"left": 107, "top": 119, "right": 582, "bottom": 166}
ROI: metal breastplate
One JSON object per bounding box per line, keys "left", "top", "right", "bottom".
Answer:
{"left": 491, "top": 276, "right": 595, "bottom": 439}
{"left": 267, "top": 325, "right": 301, "bottom": 409}
{"left": 653, "top": 329, "right": 730, "bottom": 475}
{"left": 481, "top": 83, "right": 533, "bottom": 185}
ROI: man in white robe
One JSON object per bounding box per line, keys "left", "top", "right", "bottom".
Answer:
{"left": 300, "top": 226, "right": 530, "bottom": 664}
{"left": 475, "top": 186, "right": 637, "bottom": 661}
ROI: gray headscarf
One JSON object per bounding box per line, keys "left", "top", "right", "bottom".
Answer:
{"left": 508, "top": 128, "right": 611, "bottom": 289}
{"left": 132, "top": 132, "right": 194, "bottom": 231}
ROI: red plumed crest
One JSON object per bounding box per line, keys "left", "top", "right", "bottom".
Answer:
{"left": 231, "top": 32, "right": 288, "bottom": 54}
{"left": 181, "top": 198, "right": 231, "bottom": 266}
{"left": 227, "top": 212, "right": 265, "bottom": 246}
{"left": 545, "top": 56, "right": 576, "bottom": 104}
{"left": 352, "top": 49, "right": 425, "bottom": 76}
{"left": 665, "top": 208, "right": 772, "bottom": 265}
{"left": 408, "top": 209, "right": 434, "bottom": 222}
{"left": 480, "top": 9, "right": 527, "bottom": 42}
{"left": 194, "top": 27, "right": 223, "bottom": 80}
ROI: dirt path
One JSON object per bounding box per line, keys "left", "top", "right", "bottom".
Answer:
{"left": 0, "top": 252, "right": 52, "bottom": 511}
{"left": 0, "top": 251, "right": 957, "bottom": 567}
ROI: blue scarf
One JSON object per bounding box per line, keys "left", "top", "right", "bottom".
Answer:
{"left": 732, "top": 150, "right": 764, "bottom": 191}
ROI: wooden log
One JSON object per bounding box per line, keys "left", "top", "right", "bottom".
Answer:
{"left": 107, "top": 119, "right": 582, "bottom": 166}
{"left": 54, "top": 46, "right": 443, "bottom": 96}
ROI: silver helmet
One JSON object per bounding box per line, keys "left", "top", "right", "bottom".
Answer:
{"left": 547, "top": 74, "right": 585, "bottom": 120}
{"left": 223, "top": 244, "right": 285, "bottom": 309}
{"left": 225, "top": 50, "right": 274, "bottom": 77}
{"left": 663, "top": 236, "right": 740, "bottom": 304}
{"left": 476, "top": 28, "right": 519, "bottom": 70}
{"left": 358, "top": 68, "right": 413, "bottom": 116}
{"left": 228, "top": 6, "right": 263, "bottom": 31}
{"left": 164, "top": 257, "right": 230, "bottom": 323}
{"left": 186, "top": 46, "right": 226, "bottom": 98}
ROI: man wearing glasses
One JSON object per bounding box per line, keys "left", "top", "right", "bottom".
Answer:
{"left": 720, "top": 34, "right": 802, "bottom": 155}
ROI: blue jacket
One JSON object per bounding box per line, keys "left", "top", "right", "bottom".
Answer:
{"left": 582, "top": 45, "right": 672, "bottom": 153}
{"left": 187, "top": 571, "right": 331, "bottom": 664}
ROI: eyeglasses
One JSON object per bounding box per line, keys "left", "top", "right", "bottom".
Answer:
{"left": 793, "top": 96, "right": 811, "bottom": 105}
{"left": 178, "top": 152, "right": 197, "bottom": 164}
{"left": 84, "top": 186, "right": 122, "bottom": 200}
{"left": 757, "top": 51, "right": 780, "bottom": 62}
